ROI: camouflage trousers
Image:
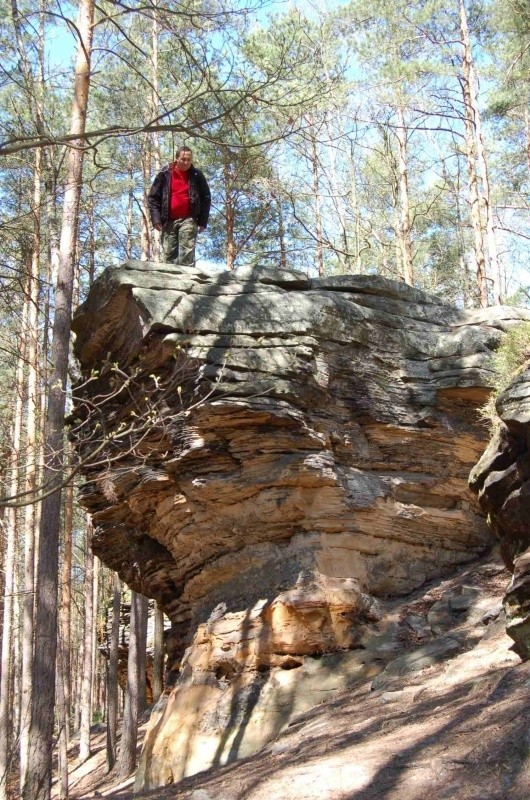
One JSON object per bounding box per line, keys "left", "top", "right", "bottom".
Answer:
{"left": 161, "top": 217, "right": 198, "bottom": 266}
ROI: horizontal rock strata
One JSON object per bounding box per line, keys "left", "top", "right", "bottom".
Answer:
{"left": 71, "top": 262, "right": 530, "bottom": 789}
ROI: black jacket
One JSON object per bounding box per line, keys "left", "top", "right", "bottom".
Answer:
{"left": 147, "top": 164, "right": 211, "bottom": 228}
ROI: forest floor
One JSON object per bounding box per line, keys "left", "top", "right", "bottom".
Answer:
{"left": 65, "top": 550, "right": 530, "bottom": 800}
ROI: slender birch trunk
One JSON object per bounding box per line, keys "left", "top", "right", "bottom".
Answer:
{"left": 23, "top": 0, "right": 94, "bottom": 795}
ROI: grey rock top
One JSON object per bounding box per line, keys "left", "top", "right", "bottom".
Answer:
{"left": 73, "top": 263, "right": 529, "bottom": 420}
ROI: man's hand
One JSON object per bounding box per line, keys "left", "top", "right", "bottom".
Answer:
{"left": 153, "top": 222, "right": 162, "bottom": 232}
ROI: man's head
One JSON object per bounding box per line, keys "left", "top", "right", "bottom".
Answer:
{"left": 175, "top": 146, "right": 193, "bottom": 171}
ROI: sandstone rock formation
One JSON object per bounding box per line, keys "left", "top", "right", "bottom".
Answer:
{"left": 71, "top": 262, "right": 530, "bottom": 790}
{"left": 470, "top": 365, "right": 530, "bottom": 657}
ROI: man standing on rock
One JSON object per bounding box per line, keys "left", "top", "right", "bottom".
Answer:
{"left": 148, "top": 146, "right": 211, "bottom": 266}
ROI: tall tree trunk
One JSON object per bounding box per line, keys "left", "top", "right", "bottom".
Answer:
{"left": 346, "top": 143, "right": 362, "bottom": 273}
{"left": 106, "top": 574, "right": 121, "bottom": 771}
{"left": 224, "top": 159, "right": 236, "bottom": 270}
{"left": 22, "top": 0, "right": 94, "bottom": 796}
{"left": 308, "top": 124, "right": 324, "bottom": 277}
{"left": 0, "top": 310, "right": 27, "bottom": 799}
{"left": 459, "top": 0, "right": 488, "bottom": 307}
{"left": 141, "top": 143, "right": 152, "bottom": 261}
{"left": 152, "top": 607, "right": 164, "bottom": 704}
{"left": 460, "top": 3, "right": 501, "bottom": 303}
{"left": 115, "top": 590, "right": 142, "bottom": 778}
{"left": 323, "top": 113, "right": 348, "bottom": 271}
{"left": 395, "top": 106, "right": 414, "bottom": 286}
{"left": 525, "top": 107, "right": 530, "bottom": 184}
{"left": 137, "top": 596, "right": 149, "bottom": 714}
{"left": 276, "top": 196, "right": 287, "bottom": 270}
{"left": 150, "top": 0, "right": 161, "bottom": 262}
{"left": 56, "top": 637, "right": 69, "bottom": 799}
{"left": 125, "top": 152, "right": 135, "bottom": 260}
{"left": 79, "top": 518, "right": 95, "bottom": 763}
{"left": 59, "top": 452, "right": 74, "bottom": 741}
{"left": 87, "top": 198, "right": 95, "bottom": 283}
{"left": 20, "top": 148, "right": 42, "bottom": 790}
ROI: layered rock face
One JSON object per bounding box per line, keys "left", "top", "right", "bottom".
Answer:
{"left": 470, "top": 366, "right": 530, "bottom": 656}
{"left": 71, "top": 262, "right": 530, "bottom": 789}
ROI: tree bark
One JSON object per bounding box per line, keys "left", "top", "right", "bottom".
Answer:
{"left": 79, "top": 518, "right": 96, "bottom": 762}
{"left": 395, "top": 106, "right": 414, "bottom": 286}
{"left": 115, "top": 590, "right": 142, "bottom": 778}
{"left": 525, "top": 107, "right": 530, "bottom": 184}
{"left": 309, "top": 123, "right": 325, "bottom": 277}
{"left": 224, "top": 159, "right": 236, "bottom": 271}
{"left": 152, "top": 607, "right": 164, "bottom": 704}
{"left": 106, "top": 574, "right": 121, "bottom": 771}
{"left": 459, "top": 0, "right": 488, "bottom": 307}
{"left": 137, "top": 596, "right": 149, "bottom": 714}
{"left": 22, "top": 0, "right": 94, "bottom": 796}
{"left": 20, "top": 148, "right": 42, "bottom": 792}
{"left": 461, "top": 4, "right": 501, "bottom": 303}
{"left": 0, "top": 307, "right": 27, "bottom": 800}
{"left": 141, "top": 143, "right": 152, "bottom": 261}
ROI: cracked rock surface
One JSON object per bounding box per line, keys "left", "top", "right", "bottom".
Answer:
{"left": 470, "top": 365, "right": 530, "bottom": 656}
{"left": 71, "top": 262, "right": 530, "bottom": 790}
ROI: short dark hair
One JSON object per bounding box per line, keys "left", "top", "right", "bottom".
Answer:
{"left": 176, "top": 146, "right": 192, "bottom": 157}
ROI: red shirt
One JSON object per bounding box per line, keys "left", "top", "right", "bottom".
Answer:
{"left": 169, "top": 166, "right": 191, "bottom": 220}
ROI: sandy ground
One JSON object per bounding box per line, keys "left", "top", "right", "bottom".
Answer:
{"left": 65, "top": 553, "right": 530, "bottom": 800}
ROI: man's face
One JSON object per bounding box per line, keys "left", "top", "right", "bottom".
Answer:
{"left": 175, "top": 150, "right": 193, "bottom": 171}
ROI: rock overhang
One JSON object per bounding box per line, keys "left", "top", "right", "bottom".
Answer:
{"left": 71, "top": 261, "right": 530, "bottom": 787}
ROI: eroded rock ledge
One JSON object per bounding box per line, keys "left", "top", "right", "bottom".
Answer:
{"left": 470, "top": 366, "right": 530, "bottom": 657}
{"left": 71, "top": 262, "right": 530, "bottom": 789}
